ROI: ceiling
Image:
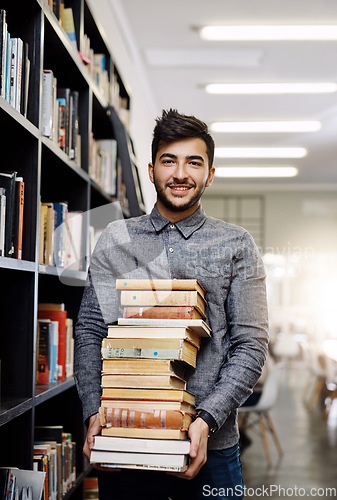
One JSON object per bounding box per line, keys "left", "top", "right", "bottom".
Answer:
{"left": 114, "top": 0, "right": 337, "bottom": 191}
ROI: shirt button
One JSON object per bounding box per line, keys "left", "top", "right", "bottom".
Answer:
{"left": 169, "top": 248, "right": 174, "bottom": 253}
{"left": 170, "top": 224, "right": 175, "bottom": 229}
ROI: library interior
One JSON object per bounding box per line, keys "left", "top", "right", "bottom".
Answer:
{"left": 0, "top": 0, "right": 337, "bottom": 499}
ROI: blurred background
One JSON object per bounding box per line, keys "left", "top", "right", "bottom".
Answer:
{"left": 88, "top": 0, "right": 337, "bottom": 496}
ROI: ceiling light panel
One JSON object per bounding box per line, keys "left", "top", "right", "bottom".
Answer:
{"left": 215, "top": 147, "right": 307, "bottom": 158}
{"left": 200, "top": 25, "right": 337, "bottom": 41}
{"left": 215, "top": 166, "right": 298, "bottom": 178}
{"left": 205, "top": 83, "right": 337, "bottom": 94}
{"left": 210, "top": 121, "right": 321, "bottom": 133}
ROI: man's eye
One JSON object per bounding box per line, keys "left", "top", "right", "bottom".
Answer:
{"left": 190, "top": 161, "right": 201, "bottom": 166}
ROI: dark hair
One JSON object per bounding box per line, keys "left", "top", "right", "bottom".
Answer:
{"left": 151, "top": 109, "right": 215, "bottom": 167}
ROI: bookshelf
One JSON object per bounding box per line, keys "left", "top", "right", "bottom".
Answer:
{"left": 0, "top": 0, "right": 145, "bottom": 496}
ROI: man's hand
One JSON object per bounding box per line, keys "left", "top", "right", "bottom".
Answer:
{"left": 168, "top": 417, "right": 209, "bottom": 480}
{"left": 83, "top": 413, "right": 101, "bottom": 460}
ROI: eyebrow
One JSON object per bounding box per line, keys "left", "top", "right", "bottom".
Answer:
{"left": 159, "top": 153, "right": 205, "bottom": 163}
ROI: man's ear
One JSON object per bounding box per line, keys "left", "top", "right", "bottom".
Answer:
{"left": 206, "top": 166, "right": 216, "bottom": 188}
{"left": 148, "top": 163, "right": 154, "bottom": 184}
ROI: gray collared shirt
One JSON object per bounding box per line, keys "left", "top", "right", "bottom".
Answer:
{"left": 74, "top": 204, "right": 268, "bottom": 449}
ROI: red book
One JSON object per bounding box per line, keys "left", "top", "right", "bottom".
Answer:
{"left": 38, "top": 304, "right": 67, "bottom": 380}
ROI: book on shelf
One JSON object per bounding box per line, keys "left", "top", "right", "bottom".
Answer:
{"left": 116, "top": 278, "right": 206, "bottom": 299}
{"left": 101, "top": 337, "right": 198, "bottom": 368}
{"left": 101, "top": 387, "right": 195, "bottom": 406}
{"left": 99, "top": 406, "right": 192, "bottom": 431}
{"left": 101, "top": 373, "right": 186, "bottom": 390}
{"left": 0, "top": 9, "right": 7, "bottom": 98}
{"left": 53, "top": 201, "right": 68, "bottom": 268}
{"left": 38, "top": 304, "right": 67, "bottom": 381}
{"left": 112, "top": 322, "right": 211, "bottom": 340}
{"left": 42, "top": 70, "right": 53, "bottom": 138}
{"left": 10, "top": 37, "right": 23, "bottom": 112}
{"left": 64, "top": 210, "right": 83, "bottom": 271}
{"left": 120, "top": 290, "right": 206, "bottom": 315}
{"left": 34, "top": 427, "right": 76, "bottom": 500}
{"left": 92, "top": 435, "right": 191, "bottom": 455}
{"left": 0, "top": 186, "right": 6, "bottom": 256}
{"left": 12, "top": 176, "right": 24, "bottom": 259}
{"left": 123, "top": 305, "right": 205, "bottom": 320}
{"left": 0, "top": 171, "right": 16, "bottom": 257}
{"left": 40, "top": 202, "right": 54, "bottom": 266}
{"left": 62, "top": 8, "right": 77, "bottom": 50}
{"left": 36, "top": 319, "right": 59, "bottom": 384}
{"left": 101, "top": 358, "right": 185, "bottom": 379}
{"left": 90, "top": 449, "right": 189, "bottom": 469}
{"left": 0, "top": 468, "right": 45, "bottom": 500}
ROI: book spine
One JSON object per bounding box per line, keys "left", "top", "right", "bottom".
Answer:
{"left": 0, "top": 187, "right": 6, "bottom": 256}
{"left": 12, "top": 178, "right": 24, "bottom": 259}
{"left": 5, "top": 32, "right": 10, "bottom": 102}
{"left": 9, "top": 38, "right": 17, "bottom": 109}
{"left": 42, "top": 71, "right": 54, "bottom": 137}
{"left": 37, "top": 321, "right": 50, "bottom": 385}
{"left": 15, "top": 38, "right": 23, "bottom": 112}
{"left": 0, "top": 10, "right": 6, "bottom": 98}
{"left": 99, "top": 407, "right": 189, "bottom": 430}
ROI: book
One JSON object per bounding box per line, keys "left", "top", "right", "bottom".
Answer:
{"left": 63, "top": 8, "right": 77, "bottom": 50}
{"left": 92, "top": 435, "right": 191, "bottom": 454}
{"left": 40, "top": 202, "right": 54, "bottom": 265}
{"left": 100, "top": 398, "right": 195, "bottom": 414}
{"left": 48, "top": 320, "right": 59, "bottom": 383}
{"left": 0, "top": 171, "right": 16, "bottom": 257}
{"left": 90, "top": 449, "right": 189, "bottom": 468}
{"left": 38, "top": 304, "right": 67, "bottom": 380}
{"left": 53, "top": 202, "right": 68, "bottom": 267}
{"left": 99, "top": 406, "right": 192, "bottom": 430}
{"left": 100, "top": 426, "right": 188, "bottom": 440}
{"left": 20, "top": 41, "right": 30, "bottom": 117}
{"left": 101, "top": 358, "right": 185, "bottom": 379}
{"left": 115, "top": 320, "right": 211, "bottom": 338}
{"left": 101, "top": 337, "right": 198, "bottom": 367}
{"left": 69, "top": 90, "right": 79, "bottom": 161}
{"left": 12, "top": 177, "right": 24, "bottom": 259}
{"left": 120, "top": 290, "right": 206, "bottom": 315}
{"left": 116, "top": 278, "right": 206, "bottom": 299}
{"left": 101, "top": 387, "right": 195, "bottom": 406}
{"left": 0, "top": 187, "right": 6, "bottom": 256}
{"left": 15, "top": 37, "right": 23, "bottom": 112}
{"left": 123, "top": 305, "right": 205, "bottom": 320}
{"left": 36, "top": 320, "right": 51, "bottom": 385}
{"left": 0, "top": 9, "right": 7, "bottom": 98}
{"left": 108, "top": 325, "right": 201, "bottom": 349}
{"left": 101, "top": 373, "right": 186, "bottom": 390}
{"left": 99, "top": 462, "right": 188, "bottom": 472}
{"left": 64, "top": 211, "right": 83, "bottom": 271}
{"left": 56, "top": 88, "right": 70, "bottom": 155}
{"left": 42, "top": 70, "right": 54, "bottom": 137}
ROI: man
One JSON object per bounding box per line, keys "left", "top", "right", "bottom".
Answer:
{"left": 74, "top": 109, "right": 269, "bottom": 499}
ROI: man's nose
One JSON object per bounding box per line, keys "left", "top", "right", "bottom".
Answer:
{"left": 173, "top": 162, "right": 188, "bottom": 180}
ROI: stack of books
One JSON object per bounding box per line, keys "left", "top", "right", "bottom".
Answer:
{"left": 90, "top": 279, "right": 211, "bottom": 472}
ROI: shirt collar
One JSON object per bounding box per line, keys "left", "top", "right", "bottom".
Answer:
{"left": 149, "top": 204, "right": 207, "bottom": 239}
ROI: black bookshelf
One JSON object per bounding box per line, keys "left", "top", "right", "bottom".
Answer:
{"left": 0, "top": 0, "right": 145, "bottom": 496}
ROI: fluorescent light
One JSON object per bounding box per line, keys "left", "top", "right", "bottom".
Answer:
{"left": 215, "top": 147, "right": 307, "bottom": 158}
{"left": 200, "top": 25, "right": 337, "bottom": 41}
{"left": 215, "top": 166, "right": 298, "bottom": 178}
{"left": 205, "top": 83, "right": 337, "bottom": 94}
{"left": 210, "top": 121, "right": 321, "bottom": 133}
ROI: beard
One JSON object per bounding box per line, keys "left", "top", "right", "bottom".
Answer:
{"left": 153, "top": 173, "right": 208, "bottom": 213}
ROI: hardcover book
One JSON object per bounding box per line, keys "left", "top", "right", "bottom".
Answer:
{"left": 99, "top": 406, "right": 192, "bottom": 430}
{"left": 123, "top": 305, "right": 205, "bottom": 320}
{"left": 116, "top": 278, "right": 206, "bottom": 299}
{"left": 120, "top": 290, "right": 206, "bottom": 315}
{"left": 92, "top": 435, "right": 191, "bottom": 454}
{"left": 101, "top": 373, "right": 186, "bottom": 390}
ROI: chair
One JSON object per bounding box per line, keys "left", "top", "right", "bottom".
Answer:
{"left": 238, "top": 362, "right": 284, "bottom": 465}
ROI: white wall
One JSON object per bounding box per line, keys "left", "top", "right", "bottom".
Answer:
{"left": 87, "top": 0, "right": 157, "bottom": 212}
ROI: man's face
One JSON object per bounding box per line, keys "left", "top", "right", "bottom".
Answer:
{"left": 148, "top": 137, "right": 215, "bottom": 221}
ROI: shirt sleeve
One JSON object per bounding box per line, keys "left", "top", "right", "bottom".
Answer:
{"left": 74, "top": 270, "right": 108, "bottom": 423}
{"left": 197, "top": 231, "right": 269, "bottom": 429}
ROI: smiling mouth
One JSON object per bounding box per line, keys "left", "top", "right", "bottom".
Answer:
{"left": 168, "top": 185, "right": 193, "bottom": 192}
